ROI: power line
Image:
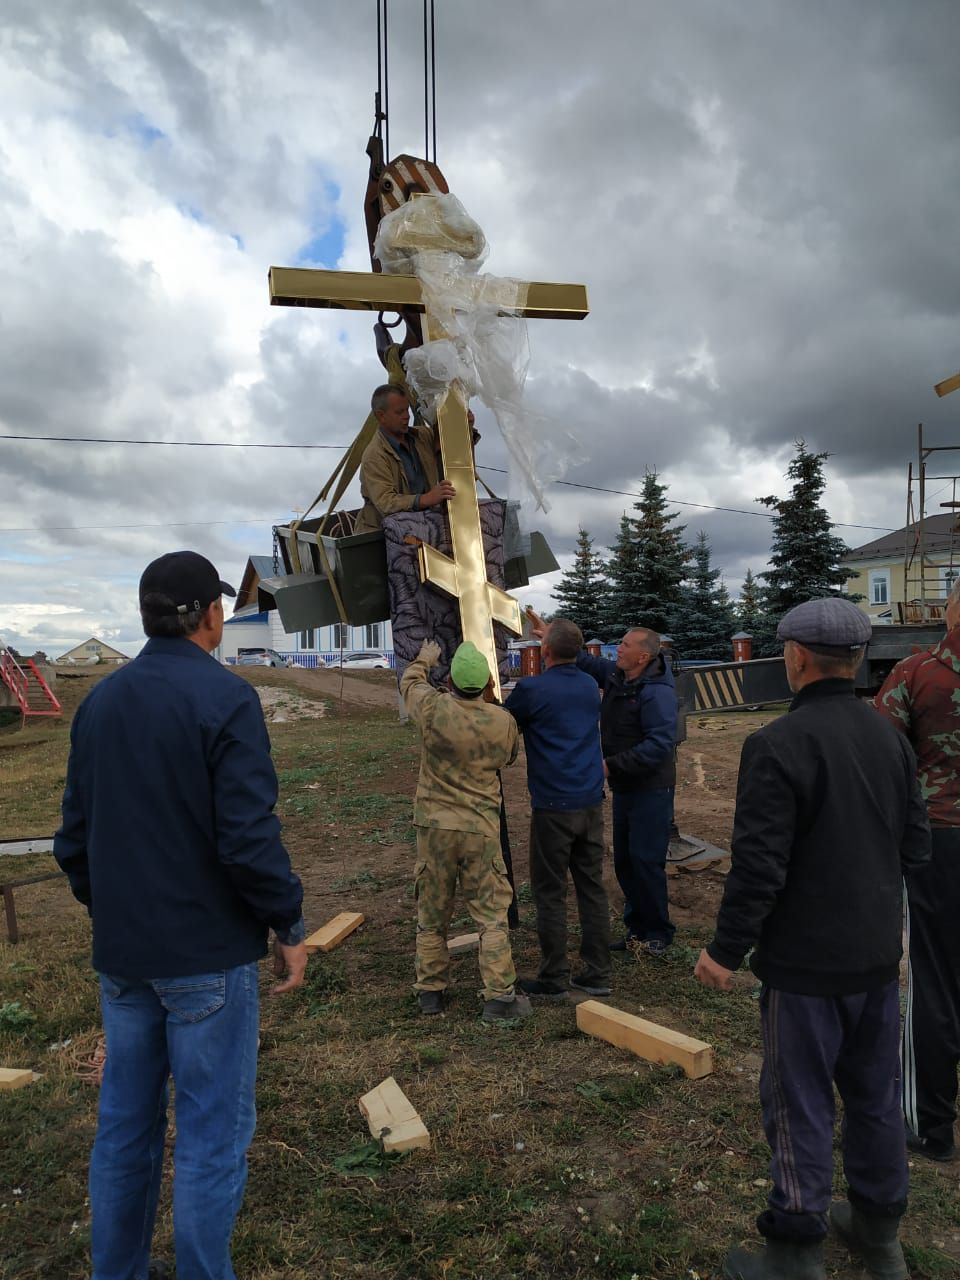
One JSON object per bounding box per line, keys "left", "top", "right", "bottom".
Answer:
{"left": 0, "top": 432, "right": 897, "bottom": 535}
{"left": 0, "top": 433, "right": 343, "bottom": 449}
{"left": 0, "top": 516, "right": 283, "bottom": 533}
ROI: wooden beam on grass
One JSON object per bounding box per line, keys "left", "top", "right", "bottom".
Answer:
{"left": 0, "top": 1067, "right": 34, "bottom": 1090}
{"left": 358, "top": 1076, "right": 430, "bottom": 1153}
{"left": 575, "top": 1000, "right": 714, "bottom": 1079}
{"left": 447, "top": 932, "right": 480, "bottom": 955}
{"left": 304, "top": 911, "right": 364, "bottom": 953}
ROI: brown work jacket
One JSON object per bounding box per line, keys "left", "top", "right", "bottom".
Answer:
{"left": 354, "top": 426, "right": 440, "bottom": 534}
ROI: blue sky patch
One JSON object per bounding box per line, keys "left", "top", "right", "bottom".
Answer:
{"left": 123, "top": 113, "right": 166, "bottom": 147}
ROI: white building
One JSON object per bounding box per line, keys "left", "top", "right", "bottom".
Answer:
{"left": 221, "top": 556, "right": 393, "bottom": 666}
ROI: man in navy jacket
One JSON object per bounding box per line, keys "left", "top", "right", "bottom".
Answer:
{"left": 575, "top": 624, "right": 678, "bottom": 955}
{"left": 505, "top": 618, "right": 610, "bottom": 997}
{"left": 55, "top": 550, "right": 307, "bottom": 1280}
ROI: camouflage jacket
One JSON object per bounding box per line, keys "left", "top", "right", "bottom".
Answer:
{"left": 875, "top": 627, "right": 960, "bottom": 826}
{"left": 354, "top": 426, "right": 440, "bottom": 534}
{"left": 400, "top": 654, "right": 518, "bottom": 837}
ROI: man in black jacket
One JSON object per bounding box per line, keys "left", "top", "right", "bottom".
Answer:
{"left": 695, "top": 598, "right": 930, "bottom": 1280}
{"left": 55, "top": 551, "right": 307, "bottom": 1280}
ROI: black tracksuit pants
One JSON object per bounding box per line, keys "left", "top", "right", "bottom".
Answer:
{"left": 903, "top": 826, "right": 960, "bottom": 1150}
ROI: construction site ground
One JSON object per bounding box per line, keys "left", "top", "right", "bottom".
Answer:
{"left": 0, "top": 667, "right": 956, "bottom": 1279}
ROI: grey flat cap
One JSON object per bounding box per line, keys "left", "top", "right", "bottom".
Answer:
{"left": 776, "top": 597, "right": 872, "bottom": 649}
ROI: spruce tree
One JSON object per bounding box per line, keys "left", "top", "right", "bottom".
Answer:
{"left": 736, "top": 567, "right": 768, "bottom": 637}
{"left": 624, "top": 471, "right": 693, "bottom": 635}
{"left": 601, "top": 513, "right": 641, "bottom": 640}
{"left": 757, "top": 441, "right": 852, "bottom": 617}
{"left": 551, "top": 527, "right": 608, "bottom": 640}
{"left": 671, "top": 531, "right": 735, "bottom": 660}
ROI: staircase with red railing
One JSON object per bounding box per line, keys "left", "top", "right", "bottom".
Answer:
{"left": 0, "top": 644, "right": 62, "bottom": 725}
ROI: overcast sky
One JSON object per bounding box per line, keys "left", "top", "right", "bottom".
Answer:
{"left": 2, "top": 0, "right": 959, "bottom": 657}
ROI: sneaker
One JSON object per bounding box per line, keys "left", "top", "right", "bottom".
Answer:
{"left": 482, "top": 993, "right": 534, "bottom": 1022}
{"left": 906, "top": 1130, "right": 956, "bottom": 1163}
{"left": 570, "top": 974, "right": 612, "bottom": 997}
{"left": 417, "top": 990, "right": 446, "bottom": 1016}
{"left": 635, "top": 939, "right": 669, "bottom": 958}
{"left": 517, "top": 977, "right": 569, "bottom": 1000}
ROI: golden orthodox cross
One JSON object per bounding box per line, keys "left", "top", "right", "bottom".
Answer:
{"left": 268, "top": 240, "right": 588, "bottom": 697}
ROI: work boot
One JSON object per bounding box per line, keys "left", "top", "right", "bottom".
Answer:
{"left": 417, "top": 990, "right": 446, "bottom": 1016}
{"left": 481, "top": 993, "right": 533, "bottom": 1022}
{"left": 570, "top": 973, "right": 612, "bottom": 996}
{"left": 517, "top": 977, "right": 568, "bottom": 1001}
{"left": 829, "top": 1201, "right": 908, "bottom": 1280}
{"left": 723, "top": 1239, "right": 826, "bottom": 1280}
{"left": 148, "top": 1263, "right": 173, "bottom": 1280}
{"left": 905, "top": 1129, "right": 955, "bottom": 1163}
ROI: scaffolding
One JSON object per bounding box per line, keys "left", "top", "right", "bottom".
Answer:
{"left": 902, "top": 424, "right": 960, "bottom": 623}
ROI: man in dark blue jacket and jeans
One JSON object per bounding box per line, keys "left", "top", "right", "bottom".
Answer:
{"left": 54, "top": 550, "right": 307, "bottom": 1280}
{"left": 505, "top": 617, "right": 610, "bottom": 997}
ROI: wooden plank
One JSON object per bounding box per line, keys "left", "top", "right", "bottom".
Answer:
{"left": 304, "top": 911, "right": 364, "bottom": 954}
{"left": 575, "top": 1000, "right": 713, "bottom": 1079}
{"left": 358, "top": 1076, "right": 430, "bottom": 1153}
{"left": 0, "top": 1067, "right": 34, "bottom": 1090}
{"left": 447, "top": 932, "right": 480, "bottom": 956}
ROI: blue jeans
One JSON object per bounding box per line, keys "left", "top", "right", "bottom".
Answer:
{"left": 91, "top": 963, "right": 260, "bottom": 1280}
{"left": 611, "top": 786, "right": 675, "bottom": 944}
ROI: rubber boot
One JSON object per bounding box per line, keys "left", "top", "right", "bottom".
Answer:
{"left": 829, "top": 1200, "right": 908, "bottom": 1280}
{"left": 723, "top": 1238, "right": 826, "bottom": 1280}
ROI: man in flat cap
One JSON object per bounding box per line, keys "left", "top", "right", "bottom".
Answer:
{"left": 55, "top": 550, "right": 307, "bottom": 1280}
{"left": 695, "top": 597, "right": 930, "bottom": 1280}
{"left": 875, "top": 578, "right": 960, "bottom": 1165}
{"left": 400, "top": 639, "right": 531, "bottom": 1022}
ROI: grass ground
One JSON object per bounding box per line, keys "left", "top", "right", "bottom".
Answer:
{"left": 0, "top": 670, "right": 957, "bottom": 1279}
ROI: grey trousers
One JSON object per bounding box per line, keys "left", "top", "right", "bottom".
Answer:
{"left": 529, "top": 805, "right": 610, "bottom": 984}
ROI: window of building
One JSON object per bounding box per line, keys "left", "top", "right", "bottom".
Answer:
{"left": 364, "top": 623, "right": 383, "bottom": 648}
{"left": 299, "top": 629, "right": 315, "bottom": 650}
{"left": 941, "top": 565, "right": 959, "bottom": 596}
{"left": 331, "top": 622, "right": 349, "bottom": 649}
{"left": 86, "top": 643, "right": 99, "bottom": 651}
{"left": 869, "top": 570, "right": 889, "bottom": 606}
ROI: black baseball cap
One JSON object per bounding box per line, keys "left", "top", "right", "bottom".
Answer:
{"left": 139, "top": 551, "right": 236, "bottom": 615}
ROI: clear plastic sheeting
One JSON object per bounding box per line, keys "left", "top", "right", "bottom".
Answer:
{"left": 374, "top": 193, "right": 581, "bottom": 514}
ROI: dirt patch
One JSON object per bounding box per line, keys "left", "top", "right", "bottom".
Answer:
{"left": 255, "top": 686, "right": 327, "bottom": 722}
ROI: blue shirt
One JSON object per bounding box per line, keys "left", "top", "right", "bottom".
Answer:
{"left": 54, "top": 637, "right": 303, "bottom": 977}
{"left": 381, "top": 428, "right": 429, "bottom": 503}
{"left": 504, "top": 663, "right": 605, "bottom": 811}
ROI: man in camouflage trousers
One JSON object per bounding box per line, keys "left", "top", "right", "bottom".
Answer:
{"left": 876, "top": 579, "right": 960, "bottom": 1163}
{"left": 400, "top": 639, "right": 532, "bottom": 1022}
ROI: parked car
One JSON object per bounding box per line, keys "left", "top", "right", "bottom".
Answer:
{"left": 325, "top": 651, "right": 392, "bottom": 670}
{"left": 236, "top": 648, "right": 290, "bottom": 668}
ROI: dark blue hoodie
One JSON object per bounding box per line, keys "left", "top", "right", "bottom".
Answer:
{"left": 576, "top": 651, "right": 678, "bottom": 793}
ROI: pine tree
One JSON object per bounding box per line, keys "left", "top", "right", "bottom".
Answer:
{"left": 601, "top": 513, "right": 641, "bottom": 640}
{"left": 670, "top": 532, "right": 735, "bottom": 660}
{"left": 603, "top": 471, "right": 692, "bottom": 637}
{"left": 757, "top": 441, "right": 852, "bottom": 617}
{"left": 736, "top": 567, "right": 768, "bottom": 637}
{"left": 550, "top": 527, "right": 608, "bottom": 640}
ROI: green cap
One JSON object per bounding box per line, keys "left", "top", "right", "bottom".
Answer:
{"left": 449, "top": 641, "right": 490, "bottom": 692}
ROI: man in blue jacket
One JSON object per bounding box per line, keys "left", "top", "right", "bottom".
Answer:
{"left": 505, "top": 618, "right": 610, "bottom": 998}
{"left": 54, "top": 550, "right": 307, "bottom": 1280}
{"left": 527, "top": 612, "right": 678, "bottom": 956}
